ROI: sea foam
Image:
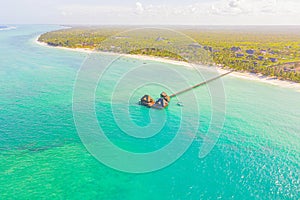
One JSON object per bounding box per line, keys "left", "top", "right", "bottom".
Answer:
{"left": 0, "top": 26, "right": 17, "bottom": 31}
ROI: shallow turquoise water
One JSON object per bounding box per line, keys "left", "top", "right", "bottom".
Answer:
{"left": 0, "top": 25, "right": 299, "bottom": 199}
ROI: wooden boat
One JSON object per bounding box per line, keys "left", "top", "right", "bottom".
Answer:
{"left": 139, "top": 71, "right": 233, "bottom": 109}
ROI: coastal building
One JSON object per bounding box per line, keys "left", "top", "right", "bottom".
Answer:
{"left": 246, "top": 49, "right": 255, "bottom": 55}
{"left": 236, "top": 53, "right": 244, "bottom": 58}
{"left": 114, "top": 36, "right": 130, "bottom": 39}
{"left": 269, "top": 58, "right": 278, "bottom": 63}
{"left": 189, "top": 43, "right": 202, "bottom": 48}
{"left": 203, "top": 46, "right": 213, "bottom": 52}
{"left": 155, "top": 36, "right": 165, "bottom": 42}
{"left": 260, "top": 50, "right": 267, "bottom": 54}
{"left": 230, "top": 47, "right": 241, "bottom": 52}
{"left": 269, "top": 51, "right": 275, "bottom": 55}
{"left": 258, "top": 56, "right": 264, "bottom": 61}
{"left": 283, "top": 67, "right": 296, "bottom": 72}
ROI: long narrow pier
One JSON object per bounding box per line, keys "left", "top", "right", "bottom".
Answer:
{"left": 170, "top": 71, "right": 233, "bottom": 98}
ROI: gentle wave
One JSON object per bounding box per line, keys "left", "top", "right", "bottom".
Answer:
{"left": 0, "top": 26, "right": 17, "bottom": 31}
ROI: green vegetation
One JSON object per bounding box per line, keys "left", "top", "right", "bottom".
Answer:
{"left": 38, "top": 26, "right": 300, "bottom": 82}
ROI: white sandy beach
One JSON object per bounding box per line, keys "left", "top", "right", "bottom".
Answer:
{"left": 35, "top": 36, "right": 300, "bottom": 92}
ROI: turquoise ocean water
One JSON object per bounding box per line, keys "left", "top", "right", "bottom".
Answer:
{"left": 0, "top": 25, "right": 299, "bottom": 199}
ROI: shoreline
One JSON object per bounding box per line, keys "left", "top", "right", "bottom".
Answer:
{"left": 35, "top": 36, "right": 300, "bottom": 91}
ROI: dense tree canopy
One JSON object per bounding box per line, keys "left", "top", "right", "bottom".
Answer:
{"left": 38, "top": 26, "right": 300, "bottom": 82}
